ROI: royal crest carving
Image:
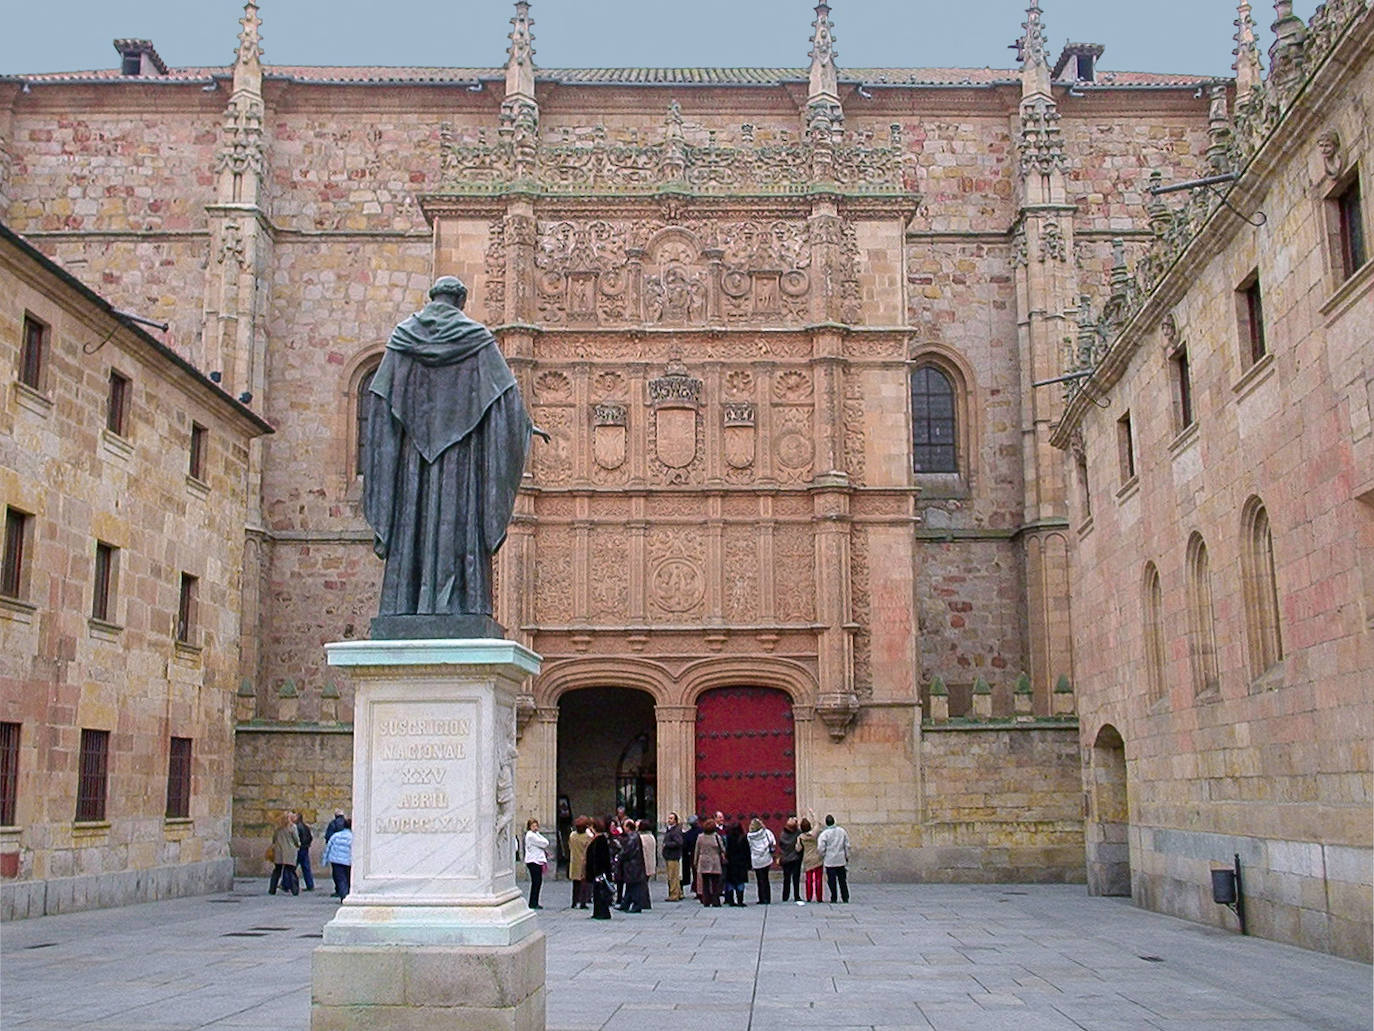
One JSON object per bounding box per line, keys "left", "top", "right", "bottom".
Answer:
{"left": 723, "top": 402, "right": 756, "bottom": 470}
{"left": 648, "top": 360, "right": 703, "bottom": 475}
{"left": 591, "top": 402, "right": 628, "bottom": 471}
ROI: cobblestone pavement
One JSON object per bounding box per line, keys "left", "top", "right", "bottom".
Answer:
{"left": 2, "top": 881, "right": 1369, "bottom": 1030}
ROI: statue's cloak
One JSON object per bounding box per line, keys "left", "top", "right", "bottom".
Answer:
{"left": 363, "top": 300, "right": 531, "bottom": 617}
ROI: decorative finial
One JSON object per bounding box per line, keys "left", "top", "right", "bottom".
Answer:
{"left": 506, "top": 0, "right": 536, "bottom": 100}
{"left": 1232, "top": 1, "right": 1262, "bottom": 98}
{"left": 1268, "top": 0, "right": 1307, "bottom": 101}
{"left": 234, "top": 1, "right": 262, "bottom": 73}
{"left": 808, "top": 1, "right": 839, "bottom": 101}
{"left": 1020, "top": 2, "right": 1052, "bottom": 97}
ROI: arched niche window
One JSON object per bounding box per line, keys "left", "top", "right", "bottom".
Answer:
{"left": 1143, "top": 562, "right": 1166, "bottom": 703}
{"left": 1186, "top": 532, "right": 1220, "bottom": 695}
{"left": 910, "top": 364, "right": 958, "bottom": 474}
{"left": 1241, "top": 497, "right": 1283, "bottom": 678}
{"left": 353, "top": 360, "right": 381, "bottom": 477}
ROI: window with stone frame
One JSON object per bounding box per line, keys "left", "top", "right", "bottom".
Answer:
{"left": 1143, "top": 562, "right": 1167, "bottom": 703}
{"left": 91, "top": 541, "right": 118, "bottom": 623}
{"left": 0, "top": 722, "right": 18, "bottom": 826}
{"left": 106, "top": 369, "right": 131, "bottom": 437}
{"left": 19, "top": 313, "right": 48, "bottom": 391}
{"left": 1328, "top": 167, "right": 1367, "bottom": 283}
{"left": 1236, "top": 270, "right": 1266, "bottom": 369}
{"left": 189, "top": 422, "right": 208, "bottom": 481}
{"left": 1186, "top": 532, "right": 1220, "bottom": 695}
{"left": 165, "top": 737, "right": 192, "bottom": 819}
{"left": 909, "top": 364, "right": 958, "bottom": 474}
{"left": 355, "top": 362, "right": 380, "bottom": 477}
{"left": 75, "top": 728, "right": 109, "bottom": 822}
{"left": 1241, "top": 497, "right": 1283, "bottom": 679}
{"left": 2, "top": 507, "right": 32, "bottom": 600}
{"left": 176, "top": 573, "right": 198, "bottom": 645}
{"left": 1168, "top": 342, "right": 1194, "bottom": 433}
{"left": 1116, "top": 411, "right": 1135, "bottom": 485}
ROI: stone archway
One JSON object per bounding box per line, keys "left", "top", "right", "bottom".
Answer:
{"left": 556, "top": 687, "right": 657, "bottom": 826}
{"left": 1086, "top": 723, "right": 1131, "bottom": 897}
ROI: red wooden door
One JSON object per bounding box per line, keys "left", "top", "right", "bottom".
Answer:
{"left": 694, "top": 687, "right": 795, "bottom": 826}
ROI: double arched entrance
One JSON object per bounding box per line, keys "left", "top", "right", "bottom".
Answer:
{"left": 553, "top": 684, "right": 798, "bottom": 831}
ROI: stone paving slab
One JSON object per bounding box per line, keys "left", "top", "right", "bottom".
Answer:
{"left": 1, "top": 881, "right": 1369, "bottom": 1030}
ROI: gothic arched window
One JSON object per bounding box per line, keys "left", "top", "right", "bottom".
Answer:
{"left": 354, "top": 362, "right": 380, "bottom": 477}
{"left": 1241, "top": 497, "right": 1283, "bottom": 678}
{"left": 1143, "top": 562, "right": 1166, "bottom": 703}
{"left": 1186, "top": 533, "right": 1220, "bottom": 695}
{"left": 911, "top": 365, "right": 958, "bottom": 473}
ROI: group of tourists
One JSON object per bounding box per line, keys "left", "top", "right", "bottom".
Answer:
{"left": 266, "top": 807, "right": 353, "bottom": 899}
{"left": 535, "top": 808, "right": 852, "bottom": 917}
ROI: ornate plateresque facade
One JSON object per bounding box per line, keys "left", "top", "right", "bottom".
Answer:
{"left": 8, "top": 0, "right": 1365, "bottom": 960}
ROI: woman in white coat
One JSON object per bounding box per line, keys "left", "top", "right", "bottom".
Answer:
{"left": 524, "top": 818, "right": 550, "bottom": 909}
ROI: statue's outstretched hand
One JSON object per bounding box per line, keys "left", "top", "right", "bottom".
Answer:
{"left": 531, "top": 424, "right": 552, "bottom": 443}
{"left": 373, "top": 536, "right": 388, "bottom": 560}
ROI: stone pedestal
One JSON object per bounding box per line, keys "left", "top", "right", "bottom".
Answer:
{"left": 312, "top": 639, "right": 545, "bottom": 1031}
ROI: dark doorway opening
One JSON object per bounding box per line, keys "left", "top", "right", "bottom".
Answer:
{"left": 557, "top": 687, "right": 657, "bottom": 827}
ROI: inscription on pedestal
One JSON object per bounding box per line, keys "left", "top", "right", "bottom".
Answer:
{"left": 370, "top": 703, "right": 480, "bottom": 879}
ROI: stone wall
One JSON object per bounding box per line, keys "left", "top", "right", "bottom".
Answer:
{"left": 231, "top": 725, "right": 353, "bottom": 878}
{"left": 0, "top": 227, "right": 267, "bottom": 917}
{"left": 916, "top": 723, "right": 1084, "bottom": 883}
{"left": 1058, "top": 8, "right": 1374, "bottom": 961}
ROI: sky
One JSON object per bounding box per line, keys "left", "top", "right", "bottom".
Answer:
{"left": 0, "top": 1, "right": 1320, "bottom": 79}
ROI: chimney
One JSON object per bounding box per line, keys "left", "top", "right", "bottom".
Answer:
{"left": 1053, "top": 42, "right": 1104, "bottom": 83}
{"left": 113, "top": 39, "right": 169, "bottom": 77}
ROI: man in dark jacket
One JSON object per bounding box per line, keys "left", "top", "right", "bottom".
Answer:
{"left": 324, "top": 809, "right": 347, "bottom": 841}
{"left": 681, "top": 815, "right": 703, "bottom": 899}
{"left": 662, "top": 812, "right": 685, "bottom": 902}
{"left": 294, "top": 811, "right": 315, "bottom": 892}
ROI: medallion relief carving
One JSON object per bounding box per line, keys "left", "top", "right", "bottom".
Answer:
{"left": 647, "top": 529, "right": 707, "bottom": 617}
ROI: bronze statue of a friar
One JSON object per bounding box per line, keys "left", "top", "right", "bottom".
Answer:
{"left": 362, "top": 275, "right": 546, "bottom": 639}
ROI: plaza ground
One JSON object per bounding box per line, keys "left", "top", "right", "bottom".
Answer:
{"left": 1, "top": 881, "right": 1369, "bottom": 1030}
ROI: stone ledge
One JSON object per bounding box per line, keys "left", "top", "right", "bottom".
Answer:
{"left": 922, "top": 717, "right": 1078, "bottom": 732}
{"left": 0, "top": 857, "right": 233, "bottom": 921}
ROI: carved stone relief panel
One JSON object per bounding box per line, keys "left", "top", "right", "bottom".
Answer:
{"left": 722, "top": 402, "right": 756, "bottom": 483}
{"left": 648, "top": 360, "right": 704, "bottom": 485}
{"left": 533, "top": 526, "right": 574, "bottom": 624}
{"left": 723, "top": 526, "right": 760, "bottom": 623}
{"left": 842, "top": 378, "right": 866, "bottom": 487}
{"left": 850, "top": 525, "right": 872, "bottom": 697}
{"left": 773, "top": 525, "right": 816, "bottom": 622}
{"left": 771, "top": 406, "right": 815, "bottom": 484}
{"left": 646, "top": 527, "right": 707, "bottom": 620}
{"left": 589, "top": 401, "right": 630, "bottom": 486}
{"left": 588, "top": 527, "right": 629, "bottom": 621}
{"left": 531, "top": 404, "right": 574, "bottom": 485}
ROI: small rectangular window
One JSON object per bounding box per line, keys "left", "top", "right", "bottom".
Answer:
{"left": 19, "top": 314, "right": 47, "bottom": 391}
{"left": 1170, "top": 344, "right": 1194, "bottom": 431}
{"left": 176, "top": 573, "right": 198, "bottom": 644}
{"left": 166, "top": 737, "right": 192, "bottom": 819}
{"left": 1335, "top": 174, "right": 1366, "bottom": 281}
{"left": 189, "top": 423, "right": 208, "bottom": 481}
{"left": 92, "top": 542, "right": 117, "bottom": 623}
{"left": 76, "top": 728, "right": 109, "bottom": 822}
{"left": 0, "top": 722, "right": 19, "bottom": 826}
{"left": 2, "top": 508, "right": 31, "bottom": 599}
{"left": 106, "top": 370, "right": 131, "bottom": 436}
{"left": 1237, "top": 272, "right": 1266, "bottom": 367}
{"left": 1116, "top": 411, "right": 1135, "bottom": 484}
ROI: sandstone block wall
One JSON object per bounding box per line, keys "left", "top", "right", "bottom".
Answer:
{"left": 1064, "top": 13, "right": 1374, "bottom": 961}
{"left": 0, "top": 229, "right": 266, "bottom": 917}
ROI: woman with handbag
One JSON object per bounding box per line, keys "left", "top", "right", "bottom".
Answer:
{"left": 747, "top": 817, "right": 778, "bottom": 905}
{"left": 585, "top": 818, "right": 614, "bottom": 920}
{"left": 693, "top": 817, "right": 725, "bottom": 907}
{"left": 268, "top": 810, "right": 300, "bottom": 896}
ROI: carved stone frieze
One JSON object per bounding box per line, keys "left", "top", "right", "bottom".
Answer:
{"left": 533, "top": 218, "right": 814, "bottom": 326}
{"left": 533, "top": 527, "right": 574, "bottom": 623}
{"left": 438, "top": 103, "right": 909, "bottom": 196}
{"left": 842, "top": 379, "right": 865, "bottom": 486}
{"left": 589, "top": 528, "right": 629, "bottom": 619}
